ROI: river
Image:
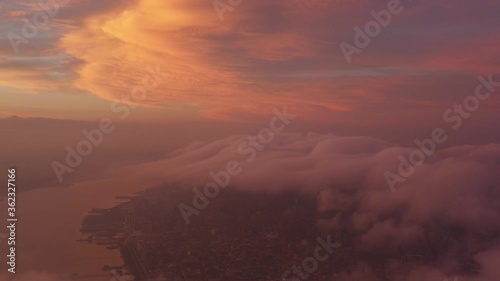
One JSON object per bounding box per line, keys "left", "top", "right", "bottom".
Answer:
{"left": 0, "top": 173, "right": 163, "bottom": 281}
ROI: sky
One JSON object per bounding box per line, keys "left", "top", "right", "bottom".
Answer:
{"left": 0, "top": 0, "right": 498, "bottom": 128}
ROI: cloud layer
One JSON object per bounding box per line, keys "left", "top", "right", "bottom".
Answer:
{"left": 116, "top": 132, "right": 500, "bottom": 280}
{"left": 1, "top": 0, "right": 499, "bottom": 125}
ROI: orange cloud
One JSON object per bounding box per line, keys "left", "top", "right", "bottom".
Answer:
{"left": 1, "top": 0, "right": 499, "bottom": 124}
{"left": 57, "top": 0, "right": 355, "bottom": 120}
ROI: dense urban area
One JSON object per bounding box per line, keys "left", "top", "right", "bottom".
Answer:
{"left": 78, "top": 186, "right": 479, "bottom": 281}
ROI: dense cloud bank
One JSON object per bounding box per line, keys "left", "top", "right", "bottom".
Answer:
{"left": 121, "top": 132, "right": 500, "bottom": 280}
{"left": 5, "top": 132, "right": 499, "bottom": 280}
